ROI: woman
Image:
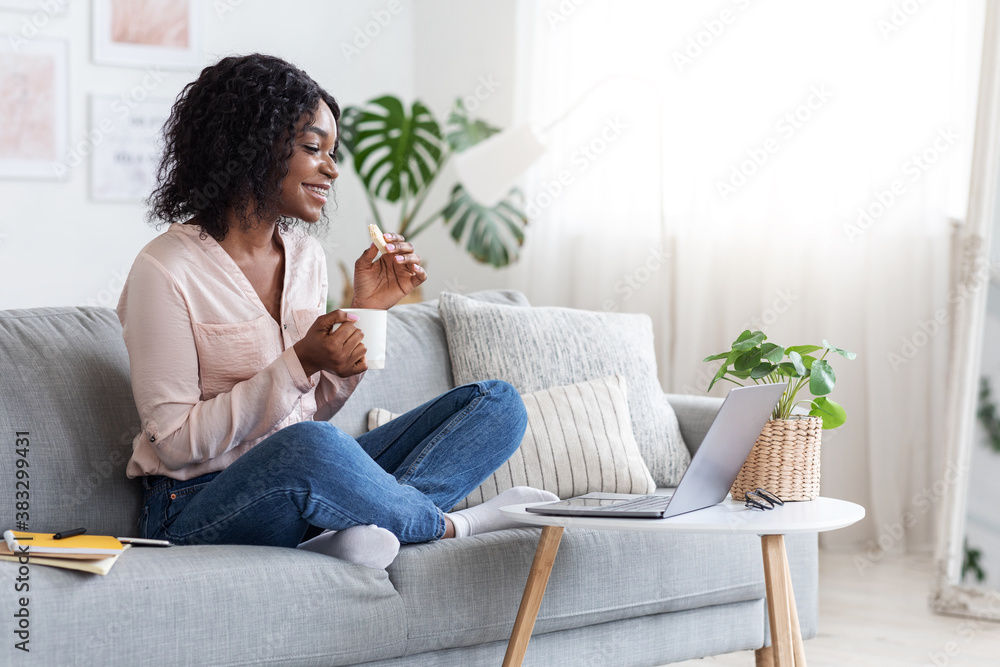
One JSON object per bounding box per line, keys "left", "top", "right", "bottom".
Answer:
{"left": 117, "top": 54, "right": 555, "bottom": 569}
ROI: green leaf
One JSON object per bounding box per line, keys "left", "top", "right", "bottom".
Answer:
{"left": 733, "top": 331, "right": 766, "bottom": 352}
{"left": 777, "top": 362, "right": 800, "bottom": 377}
{"left": 810, "top": 396, "right": 846, "bottom": 429}
{"left": 441, "top": 185, "right": 528, "bottom": 267}
{"left": 750, "top": 362, "right": 775, "bottom": 379}
{"left": 809, "top": 359, "right": 836, "bottom": 396}
{"left": 822, "top": 339, "right": 857, "bottom": 360}
{"left": 788, "top": 351, "right": 807, "bottom": 376}
{"left": 445, "top": 98, "right": 501, "bottom": 152}
{"left": 339, "top": 96, "right": 445, "bottom": 203}
{"left": 761, "top": 343, "right": 784, "bottom": 364}
{"left": 734, "top": 348, "right": 762, "bottom": 372}
{"left": 707, "top": 361, "right": 729, "bottom": 391}
{"left": 703, "top": 351, "right": 731, "bottom": 362}
{"left": 731, "top": 369, "right": 752, "bottom": 380}
{"left": 801, "top": 354, "right": 818, "bottom": 370}
{"left": 785, "top": 345, "right": 823, "bottom": 356}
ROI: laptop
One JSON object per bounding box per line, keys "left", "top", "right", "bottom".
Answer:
{"left": 524, "top": 383, "right": 786, "bottom": 519}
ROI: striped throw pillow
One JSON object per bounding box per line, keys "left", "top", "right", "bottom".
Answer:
{"left": 367, "top": 374, "right": 656, "bottom": 510}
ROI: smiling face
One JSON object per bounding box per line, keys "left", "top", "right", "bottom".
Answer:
{"left": 277, "top": 100, "right": 339, "bottom": 223}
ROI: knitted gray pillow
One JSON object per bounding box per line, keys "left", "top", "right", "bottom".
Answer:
{"left": 438, "top": 292, "right": 689, "bottom": 486}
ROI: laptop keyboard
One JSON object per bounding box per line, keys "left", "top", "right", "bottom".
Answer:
{"left": 586, "top": 495, "right": 672, "bottom": 513}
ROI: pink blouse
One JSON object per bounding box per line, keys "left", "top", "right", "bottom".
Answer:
{"left": 116, "top": 222, "right": 362, "bottom": 480}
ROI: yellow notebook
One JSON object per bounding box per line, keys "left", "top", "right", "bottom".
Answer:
{"left": 0, "top": 544, "right": 130, "bottom": 576}
{"left": 3, "top": 530, "right": 124, "bottom": 556}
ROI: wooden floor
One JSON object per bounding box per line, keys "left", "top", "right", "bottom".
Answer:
{"left": 668, "top": 550, "right": 1000, "bottom": 667}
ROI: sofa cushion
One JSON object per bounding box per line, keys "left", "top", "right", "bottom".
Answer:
{"left": 0, "top": 307, "right": 142, "bottom": 538}
{"left": 665, "top": 393, "right": 726, "bottom": 456}
{"left": 368, "top": 375, "right": 656, "bottom": 509}
{"left": 438, "top": 293, "right": 689, "bottom": 486}
{"left": 363, "top": 600, "right": 766, "bottom": 667}
{"left": 0, "top": 544, "right": 408, "bottom": 666}
{"left": 329, "top": 290, "right": 530, "bottom": 438}
{"left": 385, "top": 526, "right": 816, "bottom": 656}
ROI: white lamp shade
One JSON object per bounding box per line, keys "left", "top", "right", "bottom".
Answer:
{"left": 453, "top": 123, "right": 547, "bottom": 207}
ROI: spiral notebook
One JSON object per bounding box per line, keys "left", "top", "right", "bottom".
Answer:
{"left": 3, "top": 530, "right": 124, "bottom": 555}
{"left": 0, "top": 531, "right": 129, "bottom": 575}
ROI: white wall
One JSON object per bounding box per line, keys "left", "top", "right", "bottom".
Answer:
{"left": 0, "top": 0, "right": 419, "bottom": 309}
{"left": 408, "top": 0, "right": 520, "bottom": 298}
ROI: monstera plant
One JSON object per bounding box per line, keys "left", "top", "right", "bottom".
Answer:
{"left": 339, "top": 96, "right": 528, "bottom": 268}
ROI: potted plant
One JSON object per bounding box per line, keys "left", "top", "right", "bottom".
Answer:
{"left": 703, "top": 330, "right": 856, "bottom": 500}
{"left": 334, "top": 96, "right": 528, "bottom": 307}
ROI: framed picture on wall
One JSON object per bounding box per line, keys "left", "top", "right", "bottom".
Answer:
{"left": 92, "top": 0, "right": 201, "bottom": 69}
{"left": 0, "top": 38, "right": 68, "bottom": 180}
{"left": 89, "top": 94, "right": 172, "bottom": 201}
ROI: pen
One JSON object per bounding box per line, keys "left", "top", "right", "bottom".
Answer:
{"left": 116, "top": 537, "right": 172, "bottom": 547}
{"left": 52, "top": 528, "right": 86, "bottom": 540}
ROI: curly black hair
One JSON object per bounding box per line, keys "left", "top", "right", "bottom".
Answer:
{"left": 148, "top": 53, "right": 340, "bottom": 242}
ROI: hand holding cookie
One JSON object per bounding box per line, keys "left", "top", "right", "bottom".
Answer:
{"left": 352, "top": 222, "right": 427, "bottom": 310}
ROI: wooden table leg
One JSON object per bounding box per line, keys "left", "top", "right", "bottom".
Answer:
{"left": 754, "top": 557, "right": 806, "bottom": 667}
{"left": 502, "top": 526, "right": 565, "bottom": 667}
{"left": 785, "top": 544, "right": 807, "bottom": 666}
{"left": 755, "top": 646, "right": 774, "bottom": 667}
{"left": 755, "top": 534, "right": 806, "bottom": 667}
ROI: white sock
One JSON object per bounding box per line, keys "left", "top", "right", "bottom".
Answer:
{"left": 447, "top": 486, "right": 559, "bottom": 538}
{"left": 296, "top": 524, "right": 400, "bottom": 569}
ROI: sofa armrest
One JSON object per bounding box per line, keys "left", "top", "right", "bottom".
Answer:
{"left": 665, "top": 393, "right": 724, "bottom": 457}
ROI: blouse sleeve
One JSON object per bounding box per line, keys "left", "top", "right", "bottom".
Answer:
{"left": 313, "top": 370, "right": 363, "bottom": 422}
{"left": 117, "top": 252, "right": 315, "bottom": 471}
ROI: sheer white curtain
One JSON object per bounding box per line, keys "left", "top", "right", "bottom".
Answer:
{"left": 510, "top": 0, "right": 984, "bottom": 551}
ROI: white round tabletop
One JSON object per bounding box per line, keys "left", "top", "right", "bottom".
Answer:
{"left": 500, "top": 496, "right": 865, "bottom": 535}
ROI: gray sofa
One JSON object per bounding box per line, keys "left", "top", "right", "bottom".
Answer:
{"left": 0, "top": 290, "right": 817, "bottom": 666}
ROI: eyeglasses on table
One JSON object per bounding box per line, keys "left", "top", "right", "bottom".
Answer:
{"left": 744, "top": 488, "right": 784, "bottom": 511}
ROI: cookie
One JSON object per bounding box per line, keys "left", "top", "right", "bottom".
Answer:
{"left": 368, "top": 223, "right": 389, "bottom": 253}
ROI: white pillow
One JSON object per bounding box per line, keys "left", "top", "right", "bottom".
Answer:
{"left": 437, "top": 292, "right": 689, "bottom": 486}
{"left": 368, "top": 375, "right": 656, "bottom": 510}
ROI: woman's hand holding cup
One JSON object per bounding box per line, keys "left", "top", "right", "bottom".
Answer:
{"left": 293, "top": 310, "right": 367, "bottom": 378}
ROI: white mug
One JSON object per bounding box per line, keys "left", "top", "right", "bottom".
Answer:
{"left": 338, "top": 308, "right": 387, "bottom": 370}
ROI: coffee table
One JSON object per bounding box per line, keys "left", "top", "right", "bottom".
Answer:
{"left": 499, "top": 496, "right": 865, "bottom": 667}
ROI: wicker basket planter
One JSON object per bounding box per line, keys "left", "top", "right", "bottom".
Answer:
{"left": 730, "top": 416, "right": 822, "bottom": 502}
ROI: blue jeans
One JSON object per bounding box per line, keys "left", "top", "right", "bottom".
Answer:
{"left": 138, "top": 380, "right": 527, "bottom": 546}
